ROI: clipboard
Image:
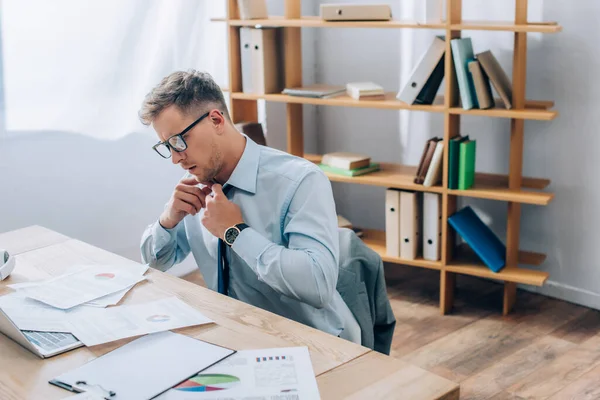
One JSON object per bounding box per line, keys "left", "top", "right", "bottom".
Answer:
{"left": 50, "top": 331, "right": 236, "bottom": 400}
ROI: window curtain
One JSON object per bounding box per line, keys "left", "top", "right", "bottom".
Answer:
{"left": 1, "top": 0, "right": 227, "bottom": 140}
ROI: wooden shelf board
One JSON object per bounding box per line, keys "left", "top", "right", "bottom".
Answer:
{"left": 457, "top": 243, "right": 546, "bottom": 267}
{"left": 447, "top": 184, "right": 554, "bottom": 205}
{"left": 305, "top": 154, "right": 444, "bottom": 193}
{"left": 360, "top": 229, "right": 443, "bottom": 270}
{"left": 451, "top": 20, "right": 561, "bottom": 33}
{"left": 475, "top": 172, "right": 550, "bottom": 190}
{"left": 231, "top": 92, "right": 446, "bottom": 112}
{"left": 232, "top": 92, "right": 554, "bottom": 120}
{"left": 446, "top": 262, "right": 549, "bottom": 286}
{"left": 213, "top": 16, "right": 562, "bottom": 33}
{"left": 449, "top": 105, "right": 557, "bottom": 121}
{"left": 224, "top": 16, "right": 446, "bottom": 29}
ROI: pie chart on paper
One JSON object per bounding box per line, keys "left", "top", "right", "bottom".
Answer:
{"left": 174, "top": 374, "right": 241, "bottom": 392}
{"left": 95, "top": 272, "right": 116, "bottom": 280}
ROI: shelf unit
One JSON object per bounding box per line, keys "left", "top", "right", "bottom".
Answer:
{"left": 218, "top": 0, "right": 560, "bottom": 315}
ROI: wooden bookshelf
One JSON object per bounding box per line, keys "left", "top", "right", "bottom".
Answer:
{"left": 218, "top": 0, "right": 560, "bottom": 316}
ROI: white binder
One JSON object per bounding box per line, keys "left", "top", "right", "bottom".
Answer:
{"left": 240, "top": 27, "right": 254, "bottom": 93}
{"left": 397, "top": 36, "right": 445, "bottom": 104}
{"left": 50, "top": 331, "right": 235, "bottom": 400}
{"left": 423, "top": 193, "right": 442, "bottom": 261}
{"left": 423, "top": 140, "right": 444, "bottom": 187}
{"left": 400, "top": 191, "right": 421, "bottom": 260}
{"left": 385, "top": 189, "right": 401, "bottom": 257}
{"left": 240, "top": 27, "right": 283, "bottom": 95}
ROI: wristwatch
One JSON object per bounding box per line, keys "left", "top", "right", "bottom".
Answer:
{"left": 224, "top": 223, "right": 249, "bottom": 246}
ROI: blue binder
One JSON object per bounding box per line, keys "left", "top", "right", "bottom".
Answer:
{"left": 448, "top": 206, "right": 506, "bottom": 272}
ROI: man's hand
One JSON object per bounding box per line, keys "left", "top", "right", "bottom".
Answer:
{"left": 159, "top": 177, "right": 212, "bottom": 229}
{"left": 202, "top": 184, "right": 244, "bottom": 239}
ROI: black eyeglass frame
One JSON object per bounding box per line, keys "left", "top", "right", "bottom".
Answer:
{"left": 152, "top": 111, "right": 211, "bottom": 159}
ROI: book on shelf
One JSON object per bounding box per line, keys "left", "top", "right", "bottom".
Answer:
{"left": 414, "top": 137, "right": 441, "bottom": 185}
{"left": 282, "top": 84, "right": 346, "bottom": 98}
{"left": 468, "top": 60, "right": 494, "bottom": 109}
{"left": 319, "top": 163, "right": 380, "bottom": 177}
{"left": 448, "top": 135, "right": 470, "bottom": 189}
{"left": 448, "top": 206, "right": 506, "bottom": 272}
{"left": 451, "top": 37, "right": 479, "bottom": 110}
{"left": 346, "top": 82, "right": 385, "bottom": 100}
{"left": 397, "top": 35, "right": 514, "bottom": 110}
{"left": 476, "top": 50, "right": 513, "bottom": 109}
{"left": 321, "top": 152, "right": 371, "bottom": 170}
{"left": 423, "top": 140, "right": 444, "bottom": 187}
{"left": 458, "top": 138, "right": 476, "bottom": 190}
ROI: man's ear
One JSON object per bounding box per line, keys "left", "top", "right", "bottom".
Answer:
{"left": 210, "top": 110, "right": 225, "bottom": 131}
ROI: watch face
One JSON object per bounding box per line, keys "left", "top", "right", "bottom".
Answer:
{"left": 225, "top": 227, "right": 239, "bottom": 245}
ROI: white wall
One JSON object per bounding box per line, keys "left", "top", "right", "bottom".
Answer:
{"left": 315, "top": 0, "right": 600, "bottom": 309}
{"left": 0, "top": 0, "right": 318, "bottom": 278}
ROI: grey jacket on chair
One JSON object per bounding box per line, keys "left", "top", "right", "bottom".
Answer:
{"left": 336, "top": 228, "right": 396, "bottom": 355}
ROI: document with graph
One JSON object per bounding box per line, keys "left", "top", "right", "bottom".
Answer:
{"left": 17, "top": 264, "right": 146, "bottom": 309}
{"left": 155, "top": 346, "right": 321, "bottom": 399}
{"left": 66, "top": 297, "right": 213, "bottom": 346}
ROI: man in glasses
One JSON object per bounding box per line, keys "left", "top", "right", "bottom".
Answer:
{"left": 138, "top": 70, "right": 360, "bottom": 343}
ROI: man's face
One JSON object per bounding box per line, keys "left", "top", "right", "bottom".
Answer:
{"left": 153, "top": 105, "right": 223, "bottom": 184}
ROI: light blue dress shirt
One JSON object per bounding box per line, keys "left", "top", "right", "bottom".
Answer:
{"left": 140, "top": 136, "right": 351, "bottom": 337}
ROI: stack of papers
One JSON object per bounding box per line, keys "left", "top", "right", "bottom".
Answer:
{"left": 0, "top": 264, "right": 214, "bottom": 346}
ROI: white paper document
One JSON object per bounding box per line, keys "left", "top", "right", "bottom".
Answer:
{"left": 155, "top": 346, "right": 321, "bottom": 400}
{"left": 17, "top": 265, "right": 146, "bottom": 309}
{"left": 67, "top": 296, "right": 214, "bottom": 346}
{"left": 0, "top": 292, "right": 72, "bottom": 332}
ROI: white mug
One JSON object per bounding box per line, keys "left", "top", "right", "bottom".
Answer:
{"left": 0, "top": 249, "right": 15, "bottom": 280}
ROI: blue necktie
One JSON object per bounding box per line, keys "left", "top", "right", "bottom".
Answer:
{"left": 217, "top": 185, "right": 233, "bottom": 295}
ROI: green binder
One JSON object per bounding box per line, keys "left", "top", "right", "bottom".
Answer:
{"left": 458, "top": 139, "right": 476, "bottom": 190}
{"left": 448, "top": 135, "right": 469, "bottom": 189}
{"left": 319, "top": 163, "right": 380, "bottom": 177}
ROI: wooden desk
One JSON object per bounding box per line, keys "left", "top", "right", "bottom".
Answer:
{"left": 0, "top": 226, "right": 459, "bottom": 400}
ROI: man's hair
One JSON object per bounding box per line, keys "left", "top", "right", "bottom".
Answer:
{"left": 139, "top": 70, "right": 230, "bottom": 125}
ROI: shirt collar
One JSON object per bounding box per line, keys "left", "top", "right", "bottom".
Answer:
{"left": 224, "top": 135, "right": 260, "bottom": 194}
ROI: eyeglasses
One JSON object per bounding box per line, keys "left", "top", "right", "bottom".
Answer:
{"left": 152, "top": 111, "right": 210, "bottom": 159}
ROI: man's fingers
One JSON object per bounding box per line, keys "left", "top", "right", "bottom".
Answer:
{"left": 174, "top": 192, "right": 202, "bottom": 213}
{"left": 201, "top": 186, "right": 213, "bottom": 197}
{"left": 211, "top": 184, "right": 224, "bottom": 198}
{"left": 173, "top": 199, "right": 196, "bottom": 216}
{"left": 180, "top": 177, "right": 200, "bottom": 186}
{"left": 177, "top": 184, "right": 208, "bottom": 204}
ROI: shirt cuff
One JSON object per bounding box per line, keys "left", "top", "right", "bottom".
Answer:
{"left": 151, "top": 220, "right": 179, "bottom": 255}
{"left": 231, "top": 227, "right": 271, "bottom": 273}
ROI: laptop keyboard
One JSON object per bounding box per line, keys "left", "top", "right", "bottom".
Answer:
{"left": 22, "top": 330, "right": 79, "bottom": 352}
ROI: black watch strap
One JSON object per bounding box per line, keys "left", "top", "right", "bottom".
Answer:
{"left": 236, "top": 223, "right": 249, "bottom": 232}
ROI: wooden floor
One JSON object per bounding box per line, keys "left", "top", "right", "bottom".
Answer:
{"left": 182, "top": 266, "right": 600, "bottom": 400}
{"left": 384, "top": 265, "right": 600, "bottom": 400}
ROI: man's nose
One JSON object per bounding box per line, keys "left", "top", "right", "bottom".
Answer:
{"left": 171, "top": 149, "right": 185, "bottom": 165}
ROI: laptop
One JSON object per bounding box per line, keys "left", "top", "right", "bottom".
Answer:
{"left": 0, "top": 307, "right": 83, "bottom": 358}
